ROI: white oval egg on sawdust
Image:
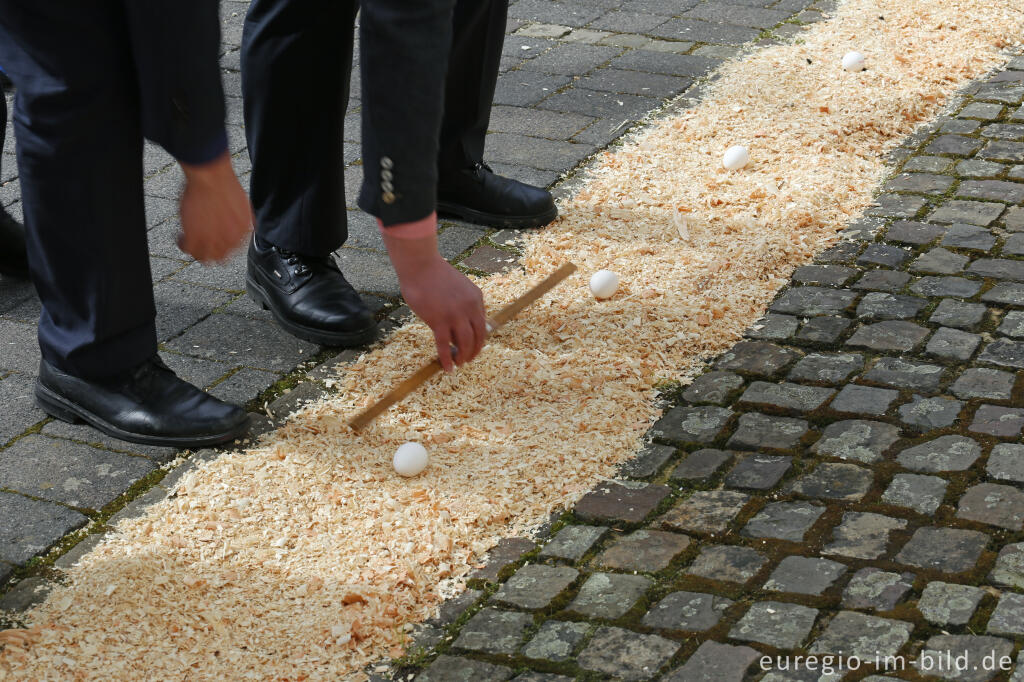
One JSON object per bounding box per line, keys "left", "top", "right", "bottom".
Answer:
{"left": 589, "top": 269, "right": 620, "bottom": 299}
{"left": 393, "top": 442, "right": 429, "bottom": 477}
{"left": 722, "top": 145, "right": 750, "bottom": 171}
{"left": 842, "top": 51, "right": 866, "bottom": 72}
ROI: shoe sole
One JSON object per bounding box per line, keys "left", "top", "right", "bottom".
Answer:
{"left": 35, "top": 382, "right": 250, "bottom": 449}
{"left": 436, "top": 201, "right": 558, "bottom": 229}
{"left": 246, "top": 275, "right": 379, "bottom": 348}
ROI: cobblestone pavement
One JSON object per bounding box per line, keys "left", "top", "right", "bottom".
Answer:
{"left": 2, "top": 3, "right": 1023, "bottom": 682}
{"left": 394, "top": 57, "right": 1024, "bottom": 681}
{"left": 0, "top": 0, "right": 833, "bottom": 597}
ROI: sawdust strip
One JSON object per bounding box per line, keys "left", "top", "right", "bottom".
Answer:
{"left": 2, "top": 0, "right": 1021, "bottom": 678}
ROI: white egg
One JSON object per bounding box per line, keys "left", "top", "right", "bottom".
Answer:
{"left": 842, "top": 51, "right": 866, "bottom": 72}
{"left": 589, "top": 269, "right": 619, "bottom": 299}
{"left": 393, "top": 442, "right": 429, "bottom": 477}
{"left": 722, "top": 145, "right": 750, "bottom": 171}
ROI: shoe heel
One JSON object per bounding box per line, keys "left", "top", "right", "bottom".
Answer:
{"left": 35, "top": 386, "right": 83, "bottom": 424}
{"left": 246, "top": 279, "right": 270, "bottom": 310}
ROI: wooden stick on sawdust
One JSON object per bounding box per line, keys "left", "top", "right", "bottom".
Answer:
{"left": 348, "top": 262, "right": 578, "bottom": 430}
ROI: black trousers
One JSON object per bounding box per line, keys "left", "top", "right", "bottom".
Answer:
{"left": 0, "top": 0, "right": 222, "bottom": 379}
{"left": 241, "top": 0, "right": 508, "bottom": 255}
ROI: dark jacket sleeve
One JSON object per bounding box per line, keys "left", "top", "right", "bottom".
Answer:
{"left": 357, "top": 0, "right": 456, "bottom": 226}
{"left": 124, "top": 1, "right": 228, "bottom": 165}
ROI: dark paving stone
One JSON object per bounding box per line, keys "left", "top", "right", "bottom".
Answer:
{"left": 686, "top": 544, "right": 767, "bottom": 583}
{"left": 792, "top": 265, "right": 857, "bottom": 287}
{"left": 829, "top": 384, "right": 899, "bottom": 416}
{"left": 951, "top": 367, "right": 1016, "bottom": 400}
{"left": 969, "top": 404, "right": 1024, "bottom": 437}
{"left": 956, "top": 158, "right": 1006, "bottom": 178}
{"left": 982, "top": 282, "right": 1024, "bottom": 306}
{"left": 958, "top": 180, "right": 1024, "bottom": 204}
{"left": 660, "top": 490, "right": 749, "bottom": 534}
{"left": 729, "top": 601, "right": 819, "bottom": 649}
{"left": 492, "top": 564, "right": 579, "bottom": 610}
{"left": 942, "top": 223, "right": 998, "bottom": 251}
{"left": 432, "top": 589, "right": 482, "bottom": 627}
{"left": 598, "top": 529, "right": 690, "bottom": 572}
{"left": 846, "top": 321, "right": 930, "bottom": 352}
{"left": 856, "top": 292, "right": 927, "bottom": 321}
{"left": 521, "top": 621, "right": 589, "bottom": 663}
{"left": 809, "top": 611, "right": 912, "bottom": 659}
{"left": 960, "top": 102, "right": 1005, "bottom": 119}
{"left": 824, "top": 511, "right": 907, "bottom": 560}
{"left": 899, "top": 395, "right": 964, "bottom": 430}
{"left": 910, "top": 275, "right": 983, "bottom": 298}
{"left": 166, "top": 313, "right": 319, "bottom": 372}
{"left": 650, "top": 405, "right": 733, "bottom": 444}
{"left": 746, "top": 313, "right": 799, "bottom": 341}
{"left": 897, "top": 434, "right": 981, "bottom": 472}
{"left": 670, "top": 448, "right": 732, "bottom": 481}
{"left": 742, "top": 501, "right": 825, "bottom": 542}
{"left": 738, "top": 381, "right": 835, "bottom": 412}
{"left": 927, "top": 327, "right": 983, "bottom": 361}
{"left": 816, "top": 241, "right": 863, "bottom": 263}
{"left": 795, "top": 316, "right": 852, "bottom": 343}
{"left": 650, "top": 18, "right": 761, "bottom": 45}
{"left": 902, "top": 157, "right": 954, "bottom": 173}
{"left": 493, "top": 72, "right": 573, "bottom": 107}
{"left": 917, "top": 582, "right": 985, "bottom": 626}
{"left": 969, "top": 258, "right": 1024, "bottom": 282}
{"left": 885, "top": 220, "right": 945, "bottom": 245}
{"left": 910, "top": 247, "right": 969, "bottom": 275}
{"left": 956, "top": 482, "right": 1024, "bottom": 530}
{"left": 764, "top": 556, "right": 847, "bottom": 595}
{"left": 987, "top": 593, "right": 1024, "bottom": 637}
{"left": 811, "top": 419, "right": 900, "bottom": 463}
{"left": 0, "top": 373, "right": 48, "bottom": 446}
{"left": 881, "top": 473, "right": 948, "bottom": 515}
{"left": 539, "top": 525, "right": 607, "bottom": 561}
{"left": 620, "top": 443, "right": 675, "bottom": 478}
{"left": 577, "top": 627, "right": 679, "bottom": 681}
{"left": 727, "top": 412, "right": 808, "bottom": 450}
{"left": 40, "top": 420, "right": 178, "bottom": 463}
{"left": 1004, "top": 233, "right": 1024, "bottom": 255}
{"left": 682, "top": 371, "right": 744, "bottom": 404}
{"left": 568, "top": 572, "right": 651, "bottom": 619}
{"left": 507, "top": 0, "right": 605, "bottom": 26}
{"left": 1006, "top": 204, "right": 1024, "bottom": 230}
{"left": 0, "top": 491, "right": 88, "bottom": 564}
{"left": 682, "top": 3, "right": 790, "bottom": 28}
{"left": 929, "top": 199, "right": 1006, "bottom": 226}
{"left": 930, "top": 299, "right": 988, "bottom": 329}
{"left": 917, "top": 635, "right": 1015, "bottom": 682}
{"left": 866, "top": 193, "right": 929, "bottom": 219}
{"left": 611, "top": 50, "right": 718, "bottom": 78}
{"left": 576, "top": 68, "right": 690, "bottom": 98}
{"left": 769, "top": 287, "right": 858, "bottom": 316}
{"left": 574, "top": 482, "right": 671, "bottom": 524}
{"left": 853, "top": 269, "right": 911, "bottom": 292}
{"left": 841, "top": 568, "right": 914, "bottom": 611}
{"left": 925, "top": 134, "right": 984, "bottom": 156}
{"left": 461, "top": 245, "right": 518, "bottom": 273}
{"left": 987, "top": 443, "right": 1024, "bottom": 483}
{"left": 715, "top": 341, "right": 799, "bottom": 376}
{"left": 788, "top": 352, "right": 863, "bottom": 384}
{"left": 538, "top": 88, "right": 659, "bottom": 120}
{"left": 724, "top": 454, "right": 792, "bottom": 490}
{"left": 0, "top": 435, "right": 156, "bottom": 510}
{"left": 787, "top": 462, "right": 873, "bottom": 501}
{"left": 864, "top": 357, "right": 944, "bottom": 391}
{"left": 452, "top": 608, "right": 532, "bottom": 655}
{"left": 989, "top": 542, "right": 1024, "bottom": 589}
{"left": 642, "top": 591, "right": 733, "bottom": 632}
{"left": 978, "top": 338, "right": 1024, "bottom": 369}
{"left": 896, "top": 527, "right": 989, "bottom": 573}
{"left": 663, "top": 640, "right": 761, "bottom": 682}
{"left": 885, "top": 172, "right": 955, "bottom": 195}
{"left": 471, "top": 537, "right": 537, "bottom": 582}
{"left": 208, "top": 367, "right": 282, "bottom": 406}
{"left": 416, "top": 655, "right": 512, "bottom": 681}
{"left": 0, "top": 576, "right": 55, "bottom": 614}
{"left": 997, "top": 310, "right": 1024, "bottom": 337}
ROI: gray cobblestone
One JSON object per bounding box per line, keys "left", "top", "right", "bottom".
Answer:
{"left": 670, "top": 448, "right": 731, "bottom": 481}
{"left": 598, "top": 530, "right": 690, "bottom": 572}
{"left": 742, "top": 501, "right": 825, "bottom": 542}
{"left": 686, "top": 545, "right": 766, "bottom": 583}
{"left": 747, "top": 313, "right": 799, "bottom": 340}
{"left": 911, "top": 275, "right": 983, "bottom": 298}
{"left": 728, "top": 412, "right": 809, "bottom": 450}
{"left": 853, "top": 269, "right": 911, "bottom": 292}
{"left": 770, "top": 287, "right": 858, "bottom": 316}
{"left": 521, "top": 621, "right": 588, "bottom": 663}
{"left": 930, "top": 299, "right": 988, "bottom": 329}
{"left": 943, "top": 223, "right": 998, "bottom": 251}
{"left": 956, "top": 482, "right": 1024, "bottom": 530}
{"left": 829, "top": 384, "right": 899, "bottom": 416}
{"left": 841, "top": 568, "right": 913, "bottom": 611}
{"left": 577, "top": 627, "right": 679, "bottom": 681}
{"left": 568, "top": 572, "right": 651, "bottom": 619}
{"left": 951, "top": 367, "right": 1016, "bottom": 400}
{"left": 716, "top": 342, "right": 799, "bottom": 377}
{"left": 788, "top": 353, "right": 863, "bottom": 384}
{"left": 824, "top": 512, "right": 907, "bottom": 560}
{"left": 929, "top": 199, "right": 1006, "bottom": 226}
{"left": 764, "top": 556, "right": 846, "bottom": 595}
{"left": 664, "top": 641, "right": 760, "bottom": 682}
{"left": 987, "top": 593, "right": 1024, "bottom": 637}
{"left": 927, "top": 326, "right": 982, "bottom": 361}
{"left": 917, "top": 582, "right": 985, "bottom": 626}
{"left": 650, "top": 405, "right": 733, "bottom": 444}
{"left": 917, "top": 636, "right": 1014, "bottom": 682}
{"left": 682, "top": 371, "right": 744, "bottom": 404}
{"left": 730, "top": 601, "right": 818, "bottom": 649}
{"left": 990, "top": 543, "right": 1024, "bottom": 589}
{"left": 660, "top": 490, "right": 749, "bottom": 534}
{"left": 969, "top": 404, "right": 1024, "bottom": 437}
{"left": 725, "top": 454, "right": 792, "bottom": 490}
{"left": 895, "top": 527, "right": 989, "bottom": 573}
{"left": 739, "top": 381, "right": 835, "bottom": 412}
{"left": 492, "top": 564, "right": 578, "bottom": 610}
{"left": 642, "top": 590, "right": 732, "bottom": 632}
{"left": 881, "top": 473, "right": 948, "bottom": 514}
{"left": 856, "top": 292, "right": 927, "bottom": 320}
{"left": 453, "top": 608, "right": 533, "bottom": 655}
{"left": 795, "top": 315, "right": 852, "bottom": 343}
{"left": 847, "top": 320, "right": 931, "bottom": 352}
{"left": 811, "top": 419, "right": 900, "bottom": 463}
{"left": 896, "top": 434, "right": 981, "bottom": 472}
{"left": 787, "top": 462, "right": 873, "bottom": 501}
{"left": 858, "top": 243, "right": 911, "bottom": 268}
{"left": 987, "top": 443, "right": 1024, "bottom": 483}
{"left": 809, "top": 611, "right": 912, "bottom": 659}
{"left": 540, "top": 525, "right": 606, "bottom": 561}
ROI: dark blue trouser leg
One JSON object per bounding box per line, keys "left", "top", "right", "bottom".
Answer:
{"left": 0, "top": 1, "right": 156, "bottom": 379}
{"left": 241, "top": 0, "right": 358, "bottom": 256}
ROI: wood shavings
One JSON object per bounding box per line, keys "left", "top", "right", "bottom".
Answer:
{"left": 2, "top": 1, "right": 1021, "bottom": 679}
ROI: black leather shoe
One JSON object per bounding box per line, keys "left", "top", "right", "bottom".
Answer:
{"left": 246, "top": 236, "right": 377, "bottom": 347}
{"left": 36, "top": 356, "right": 249, "bottom": 448}
{"left": 437, "top": 162, "right": 557, "bottom": 229}
{"left": 0, "top": 207, "right": 29, "bottom": 279}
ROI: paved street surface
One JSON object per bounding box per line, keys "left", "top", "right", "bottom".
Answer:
{"left": 2, "top": 0, "right": 1024, "bottom": 680}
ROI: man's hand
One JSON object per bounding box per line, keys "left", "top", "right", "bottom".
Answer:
{"left": 178, "top": 152, "right": 252, "bottom": 263}
{"left": 382, "top": 227, "right": 487, "bottom": 372}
